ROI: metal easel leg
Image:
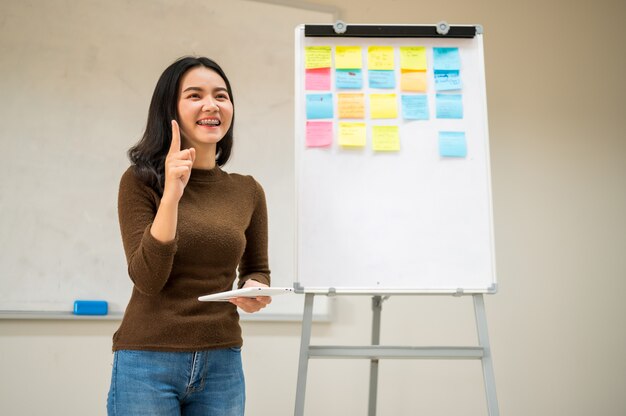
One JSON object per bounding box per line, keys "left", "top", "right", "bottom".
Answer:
{"left": 294, "top": 293, "right": 315, "bottom": 416}
{"left": 473, "top": 294, "right": 500, "bottom": 416}
{"left": 368, "top": 295, "right": 383, "bottom": 416}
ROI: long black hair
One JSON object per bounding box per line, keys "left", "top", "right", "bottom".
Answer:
{"left": 128, "top": 56, "right": 235, "bottom": 194}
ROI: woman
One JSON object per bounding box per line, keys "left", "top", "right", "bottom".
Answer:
{"left": 107, "top": 56, "right": 271, "bottom": 416}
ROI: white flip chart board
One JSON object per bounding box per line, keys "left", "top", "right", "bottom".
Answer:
{"left": 294, "top": 24, "right": 497, "bottom": 294}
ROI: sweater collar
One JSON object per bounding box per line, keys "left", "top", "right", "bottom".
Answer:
{"left": 189, "top": 166, "right": 225, "bottom": 183}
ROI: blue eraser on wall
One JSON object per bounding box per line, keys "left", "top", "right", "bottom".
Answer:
{"left": 73, "top": 300, "right": 108, "bottom": 315}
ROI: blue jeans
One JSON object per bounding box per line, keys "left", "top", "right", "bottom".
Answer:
{"left": 107, "top": 348, "right": 245, "bottom": 416}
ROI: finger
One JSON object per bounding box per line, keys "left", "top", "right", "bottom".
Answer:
{"left": 188, "top": 147, "right": 196, "bottom": 164}
{"left": 229, "top": 298, "right": 248, "bottom": 311}
{"left": 169, "top": 159, "right": 193, "bottom": 168}
{"left": 229, "top": 297, "right": 268, "bottom": 313}
{"left": 167, "top": 160, "right": 191, "bottom": 172}
{"left": 169, "top": 120, "right": 181, "bottom": 154}
{"left": 168, "top": 166, "right": 192, "bottom": 179}
{"left": 168, "top": 150, "right": 194, "bottom": 163}
{"left": 255, "top": 296, "right": 272, "bottom": 305}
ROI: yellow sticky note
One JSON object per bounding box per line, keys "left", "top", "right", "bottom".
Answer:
{"left": 372, "top": 125, "right": 400, "bottom": 152}
{"left": 338, "top": 93, "right": 365, "bottom": 119}
{"left": 338, "top": 122, "right": 366, "bottom": 147}
{"left": 400, "top": 70, "right": 428, "bottom": 92}
{"left": 335, "top": 46, "right": 362, "bottom": 69}
{"left": 367, "top": 46, "right": 395, "bottom": 70}
{"left": 370, "top": 94, "right": 398, "bottom": 119}
{"left": 400, "top": 47, "right": 427, "bottom": 70}
{"left": 305, "top": 46, "right": 332, "bottom": 69}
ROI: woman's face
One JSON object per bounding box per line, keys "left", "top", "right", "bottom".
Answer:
{"left": 176, "top": 66, "right": 233, "bottom": 150}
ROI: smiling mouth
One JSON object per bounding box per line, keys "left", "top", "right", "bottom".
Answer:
{"left": 197, "top": 119, "right": 220, "bottom": 126}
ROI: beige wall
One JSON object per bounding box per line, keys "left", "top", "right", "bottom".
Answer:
{"left": 1, "top": 0, "right": 625, "bottom": 415}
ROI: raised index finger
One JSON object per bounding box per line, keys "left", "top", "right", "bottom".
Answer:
{"left": 169, "top": 120, "right": 181, "bottom": 154}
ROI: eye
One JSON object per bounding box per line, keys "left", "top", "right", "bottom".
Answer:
{"left": 188, "top": 93, "right": 201, "bottom": 99}
{"left": 216, "top": 92, "right": 230, "bottom": 101}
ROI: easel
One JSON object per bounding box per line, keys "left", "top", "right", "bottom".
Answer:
{"left": 294, "top": 21, "right": 498, "bottom": 415}
{"left": 294, "top": 292, "right": 499, "bottom": 415}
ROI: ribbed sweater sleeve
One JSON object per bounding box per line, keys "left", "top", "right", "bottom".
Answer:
{"left": 237, "top": 178, "right": 271, "bottom": 288}
{"left": 117, "top": 168, "right": 178, "bottom": 295}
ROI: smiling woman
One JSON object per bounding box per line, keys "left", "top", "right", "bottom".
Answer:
{"left": 108, "top": 57, "right": 272, "bottom": 416}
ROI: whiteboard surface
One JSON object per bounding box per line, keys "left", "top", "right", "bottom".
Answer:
{"left": 0, "top": 1, "right": 333, "bottom": 318}
{"left": 294, "top": 26, "right": 496, "bottom": 293}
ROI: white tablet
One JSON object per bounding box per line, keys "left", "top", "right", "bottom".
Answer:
{"left": 198, "top": 287, "right": 294, "bottom": 302}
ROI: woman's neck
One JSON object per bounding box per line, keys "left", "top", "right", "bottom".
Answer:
{"left": 182, "top": 140, "right": 217, "bottom": 169}
{"left": 193, "top": 150, "right": 217, "bottom": 169}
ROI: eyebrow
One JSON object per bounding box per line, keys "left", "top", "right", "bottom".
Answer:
{"left": 182, "top": 86, "right": 229, "bottom": 94}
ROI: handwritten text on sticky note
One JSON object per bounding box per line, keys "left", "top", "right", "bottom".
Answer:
{"left": 338, "top": 93, "right": 365, "bottom": 119}
{"left": 336, "top": 69, "right": 363, "bottom": 89}
{"left": 401, "top": 95, "right": 429, "bottom": 120}
{"left": 367, "top": 46, "right": 395, "bottom": 70}
{"left": 439, "top": 131, "right": 467, "bottom": 157}
{"left": 434, "top": 70, "right": 462, "bottom": 91}
{"left": 436, "top": 93, "right": 463, "bottom": 119}
{"left": 433, "top": 47, "right": 461, "bottom": 70}
{"left": 400, "top": 46, "right": 427, "bottom": 70}
{"left": 305, "top": 46, "right": 332, "bottom": 69}
{"left": 335, "top": 46, "right": 362, "bottom": 69}
{"left": 305, "top": 68, "right": 331, "bottom": 90}
{"left": 400, "top": 70, "right": 427, "bottom": 92}
{"left": 306, "top": 121, "right": 333, "bottom": 147}
{"left": 338, "top": 122, "right": 366, "bottom": 147}
{"left": 369, "top": 70, "right": 395, "bottom": 89}
{"left": 306, "top": 93, "right": 334, "bottom": 119}
{"left": 372, "top": 125, "right": 400, "bottom": 152}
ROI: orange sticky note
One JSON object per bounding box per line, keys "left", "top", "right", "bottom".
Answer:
{"left": 400, "top": 70, "right": 427, "bottom": 92}
{"left": 338, "top": 93, "right": 365, "bottom": 119}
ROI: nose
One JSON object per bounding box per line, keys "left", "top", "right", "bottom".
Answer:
{"left": 202, "top": 99, "right": 218, "bottom": 112}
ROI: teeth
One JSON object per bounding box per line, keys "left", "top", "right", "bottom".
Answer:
{"left": 197, "top": 119, "right": 220, "bottom": 126}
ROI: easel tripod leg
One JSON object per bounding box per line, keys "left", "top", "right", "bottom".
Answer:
{"left": 295, "top": 293, "right": 315, "bottom": 416}
{"left": 473, "top": 294, "right": 500, "bottom": 416}
{"left": 368, "top": 295, "right": 383, "bottom": 416}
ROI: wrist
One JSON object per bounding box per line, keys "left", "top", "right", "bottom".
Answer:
{"left": 160, "top": 191, "right": 180, "bottom": 206}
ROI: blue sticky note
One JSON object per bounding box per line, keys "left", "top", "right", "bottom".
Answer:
{"left": 439, "top": 131, "right": 467, "bottom": 158}
{"left": 368, "top": 70, "right": 395, "bottom": 89}
{"left": 336, "top": 69, "right": 363, "bottom": 89}
{"left": 434, "top": 70, "right": 462, "bottom": 91}
{"left": 433, "top": 47, "right": 461, "bottom": 70}
{"left": 306, "top": 93, "right": 334, "bottom": 119}
{"left": 436, "top": 93, "right": 463, "bottom": 119}
{"left": 401, "top": 95, "right": 429, "bottom": 120}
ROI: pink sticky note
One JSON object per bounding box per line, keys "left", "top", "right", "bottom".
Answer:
{"left": 306, "top": 121, "right": 333, "bottom": 147}
{"left": 305, "top": 68, "right": 331, "bottom": 90}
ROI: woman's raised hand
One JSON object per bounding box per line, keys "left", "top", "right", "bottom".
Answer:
{"left": 163, "top": 120, "right": 196, "bottom": 203}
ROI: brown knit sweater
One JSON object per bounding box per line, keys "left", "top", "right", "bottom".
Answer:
{"left": 112, "top": 166, "right": 270, "bottom": 352}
